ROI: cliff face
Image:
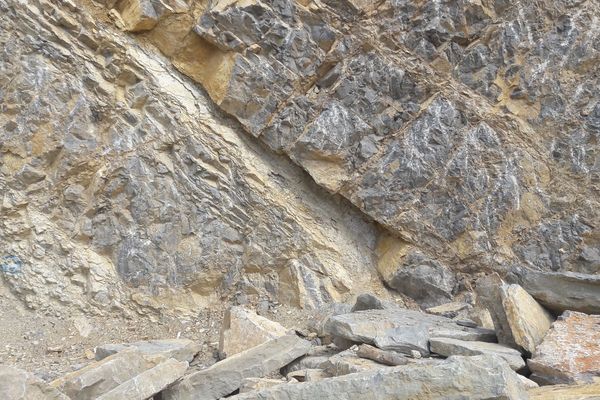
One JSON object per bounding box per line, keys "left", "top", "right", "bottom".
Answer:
{"left": 1, "top": 0, "right": 599, "bottom": 317}
{"left": 109, "top": 0, "right": 600, "bottom": 276}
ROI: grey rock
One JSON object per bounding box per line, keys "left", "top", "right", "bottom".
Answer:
{"left": 228, "top": 355, "right": 528, "bottom": 399}
{"left": 430, "top": 337, "right": 525, "bottom": 371}
{"left": 507, "top": 267, "right": 600, "bottom": 314}
{"left": 350, "top": 293, "right": 392, "bottom": 312}
{"left": 281, "top": 345, "right": 339, "bottom": 375}
{"left": 322, "top": 347, "right": 385, "bottom": 376}
{"left": 161, "top": 335, "right": 311, "bottom": 400}
{"left": 96, "top": 358, "right": 188, "bottom": 400}
{"left": 0, "top": 365, "right": 68, "bottom": 400}
{"left": 324, "top": 309, "right": 495, "bottom": 356}
{"left": 95, "top": 339, "right": 200, "bottom": 362}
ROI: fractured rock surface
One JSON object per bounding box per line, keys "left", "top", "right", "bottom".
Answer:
{"left": 429, "top": 337, "right": 525, "bottom": 371}
{"left": 95, "top": 339, "right": 200, "bottom": 362}
{"left": 0, "top": 365, "right": 68, "bottom": 400}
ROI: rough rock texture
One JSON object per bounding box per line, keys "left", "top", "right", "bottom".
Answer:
{"left": 219, "top": 306, "right": 289, "bottom": 357}
{"left": 478, "top": 276, "right": 554, "bottom": 352}
{"left": 229, "top": 355, "right": 528, "bottom": 400}
{"left": 0, "top": 0, "right": 385, "bottom": 317}
{"left": 95, "top": 339, "right": 200, "bottom": 362}
{"left": 105, "top": 0, "right": 600, "bottom": 286}
{"left": 528, "top": 311, "right": 600, "bottom": 385}
{"left": 162, "top": 335, "right": 311, "bottom": 400}
{"left": 529, "top": 382, "right": 600, "bottom": 399}
{"left": 324, "top": 309, "right": 495, "bottom": 356}
{"left": 508, "top": 268, "right": 600, "bottom": 314}
{"left": 96, "top": 358, "right": 188, "bottom": 400}
{"left": 0, "top": 365, "right": 68, "bottom": 400}
{"left": 429, "top": 337, "right": 525, "bottom": 371}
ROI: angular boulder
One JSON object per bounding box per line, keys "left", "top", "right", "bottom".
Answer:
{"left": 477, "top": 275, "right": 553, "bottom": 352}
{"left": 430, "top": 337, "right": 525, "bottom": 371}
{"left": 228, "top": 355, "right": 528, "bottom": 399}
{"left": 97, "top": 358, "right": 188, "bottom": 400}
{"left": 219, "top": 306, "right": 289, "bottom": 357}
{"left": 507, "top": 268, "right": 600, "bottom": 314}
{"left": 117, "top": 0, "right": 158, "bottom": 32}
{"left": 324, "top": 309, "right": 495, "bottom": 356}
{"left": 95, "top": 339, "right": 200, "bottom": 362}
{"left": 351, "top": 293, "right": 395, "bottom": 312}
{"left": 51, "top": 349, "right": 160, "bottom": 400}
{"left": 528, "top": 311, "right": 600, "bottom": 384}
{"left": 0, "top": 365, "right": 68, "bottom": 400}
{"left": 161, "top": 335, "right": 311, "bottom": 400}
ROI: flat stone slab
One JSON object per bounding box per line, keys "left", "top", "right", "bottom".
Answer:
{"left": 0, "top": 365, "right": 68, "bottom": 400}
{"left": 162, "top": 334, "right": 311, "bottom": 400}
{"left": 430, "top": 337, "right": 525, "bottom": 371}
{"left": 508, "top": 267, "right": 600, "bottom": 314}
{"left": 528, "top": 311, "right": 600, "bottom": 384}
{"left": 97, "top": 358, "right": 188, "bottom": 400}
{"left": 95, "top": 339, "right": 200, "bottom": 362}
{"left": 324, "top": 309, "right": 495, "bottom": 356}
{"left": 228, "top": 355, "right": 528, "bottom": 399}
{"left": 528, "top": 382, "right": 600, "bottom": 399}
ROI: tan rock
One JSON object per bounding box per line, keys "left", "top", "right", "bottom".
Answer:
{"left": 286, "top": 369, "right": 328, "bottom": 382}
{"left": 219, "top": 306, "right": 289, "bottom": 357}
{"left": 0, "top": 365, "right": 68, "bottom": 400}
{"left": 528, "top": 311, "right": 600, "bottom": 385}
{"left": 97, "top": 358, "right": 188, "bottom": 400}
{"left": 517, "top": 375, "right": 539, "bottom": 389}
{"left": 528, "top": 382, "right": 600, "bottom": 399}
{"left": 118, "top": 0, "right": 158, "bottom": 32}
{"left": 239, "top": 378, "right": 286, "bottom": 394}
{"left": 50, "top": 349, "right": 160, "bottom": 400}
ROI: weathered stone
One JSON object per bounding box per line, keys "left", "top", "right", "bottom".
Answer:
{"left": 96, "top": 358, "right": 188, "bottom": 400}
{"left": 322, "top": 347, "right": 387, "bottom": 376}
{"left": 239, "top": 378, "right": 286, "bottom": 394}
{"left": 477, "top": 275, "right": 553, "bottom": 352}
{"left": 286, "top": 369, "right": 328, "bottom": 382}
{"left": 162, "top": 335, "right": 311, "bottom": 400}
{"left": 50, "top": 350, "right": 159, "bottom": 400}
{"left": 528, "top": 382, "right": 600, "bottom": 399}
{"left": 219, "top": 306, "right": 289, "bottom": 357}
{"left": 517, "top": 375, "right": 539, "bottom": 390}
{"left": 356, "top": 344, "right": 410, "bottom": 366}
{"left": 430, "top": 337, "right": 525, "bottom": 371}
{"left": 508, "top": 268, "right": 600, "bottom": 314}
{"left": 95, "top": 339, "right": 200, "bottom": 362}
{"left": 324, "top": 309, "right": 495, "bottom": 356}
{"left": 528, "top": 311, "right": 600, "bottom": 385}
{"left": 0, "top": 365, "right": 68, "bottom": 400}
{"left": 228, "top": 355, "right": 528, "bottom": 399}
{"left": 118, "top": 0, "right": 158, "bottom": 32}
{"left": 351, "top": 293, "right": 394, "bottom": 312}
{"left": 282, "top": 345, "right": 339, "bottom": 375}
{"left": 426, "top": 302, "right": 470, "bottom": 319}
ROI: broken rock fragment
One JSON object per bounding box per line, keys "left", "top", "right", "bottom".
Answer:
{"left": 429, "top": 337, "right": 525, "bottom": 371}
{"left": 161, "top": 335, "right": 311, "bottom": 400}
{"left": 95, "top": 339, "right": 200, "bottom": 362}
{"left": 229, "top": 355, "right": 528, "bottom": 399}
{"left": 0, "top": 365, "right": 68, "bottom": 400}
{"left": 528, "top": 311, "right": 600, "bottom": 384}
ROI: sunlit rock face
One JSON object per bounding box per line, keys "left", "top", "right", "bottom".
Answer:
{"left": 111, "top": 0, "right": 600, "bottom": 275}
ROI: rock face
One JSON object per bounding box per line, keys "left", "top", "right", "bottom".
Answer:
{"left": 229, "top": 355, "right": 528, "bottom": 400}
{"left": 103, "top": 0, "right": 600, "bottom": 286}
{"left": 508, "top": 268, "right": 600, "bottom": 314}
{"left": 528, "top": 311, "right": 600, "bottom": 385}
{"left": 96, "top": 358, "right": 188, "bottom": 400}
{"left": 0, "top": 365, "right": 68, "bottom": 400}
{"left": 95, "top": 339, "right": 200, "bottom": 362}
{"left": 0, "top": 0, "right": 384, "bottom": 315}
{"left": 324, "top": 309, "right": 495, "bottom": 356}
{"left": 219, "top": 306, "right": 289, "bottom": 357}
{"left": 162, "top": 335, "right": 311, "bottom": 400}
{"left": 429, "top": 337, "right": 525, "bottom": 371}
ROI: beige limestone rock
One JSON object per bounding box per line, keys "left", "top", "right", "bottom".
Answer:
{"left": 0, "top": 365, "right": 68, "bottom": 400}
{"left": 50, "top": 349, "right": 160, "bottom": 400}
{"left": 95, "top": 339, "right": 200, "bottom": 362}
{"left": 517, "top": 375, "right": 540, "bottom": 389}
{"left": 219, "top": 306, "right": 289, "bottom": 357}
{"left": 528, "top": 311, "right": 600, "bottom": 385}
{"left": 528, "top": 382, "right": 600, "bottom": 399}
{"left": 162, "top": 335, "right": 312, "bottom": 400}
{"left": 430, "top": 337, "right": 526, "bottom": 371}
{"left": 229, "top": 355, "right": 528, "bottom": 400}
{"left": 96, "top": 358, "right": 188, "bottom": 400}
{"left": 239, "top": 378, "right": 286, "bottom": 394}
{"left": 118, "top": 0, "right": 158, "bottom": 32}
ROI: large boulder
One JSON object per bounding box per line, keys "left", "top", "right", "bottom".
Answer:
{"left": 228, "top": 355, "right": 528, "bottom": 399}
{"left": 429, "top": 337, "right": 525, "bottom": 371}
{"left": 528, "top": 311, "right": 600, "bottom": 385}
{"left": 95, "top": 339, "right": 200, "bottom": 362}
{"left": 162, "top": 335, "right": 311, "bottom": 400}
{"left": 323, "top": 309, "right": 495, "bottom": 356}
{"left": 96, "top": 358, "right": 188, "bottom": 400}
{"left": 477, "top": 275, "right": 554, "bottom": 352}
{"left": 219, "top": 306, "right": 289, "bottom": 357}
{"left": 0, "top": 365, "right": 68, "bottom": 400}
{"left": 507, "top": 268, "right": 600, "bottom": 314}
